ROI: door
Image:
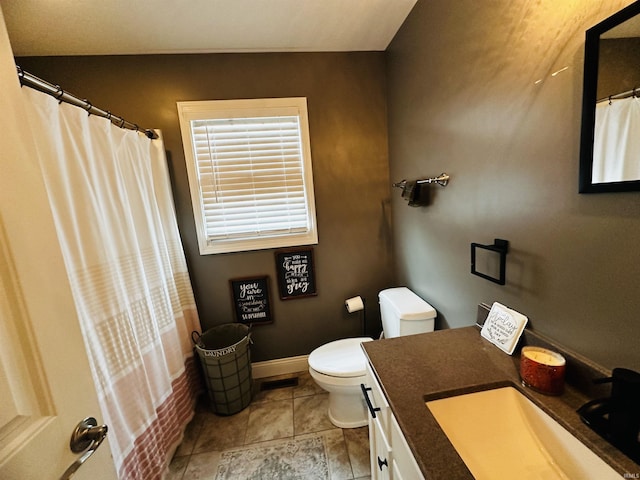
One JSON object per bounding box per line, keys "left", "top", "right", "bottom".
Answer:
{"left": 0, "top": 9, "right": 117, "bottom": 480}
{"left": 370, "top": 415, "right": 393, "bottom": 480}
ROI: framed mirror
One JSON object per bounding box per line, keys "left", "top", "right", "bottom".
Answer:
{"left": 579, "top": 1, "right": 640, "bottom": 193}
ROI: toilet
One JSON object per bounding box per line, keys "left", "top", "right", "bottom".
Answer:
{"left": 308, "top": 287, "right": 437, "bottom": 428}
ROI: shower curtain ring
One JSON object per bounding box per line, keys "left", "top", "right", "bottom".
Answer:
{"left": 16, "top": 66, "right": 24, "bottom": 86}
{"left": 84, "top": 100, "right": 92, "bottom": 115}
{"left": 55, "top": 86, "right": 65, "bottom": 103}
{"left": 609, "top": 96, "right": 612, "bottom": 105}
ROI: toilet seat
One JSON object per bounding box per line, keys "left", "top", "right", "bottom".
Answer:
{"left": 308, "top": 337, "right": 373, "bottom": 378}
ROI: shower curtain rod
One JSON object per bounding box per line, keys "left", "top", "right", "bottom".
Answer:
{"left": 16, "top": 66, "right": 158, "bottom": 140}
{"left": 597, "top": 86, "right": 639, "bottom": 104}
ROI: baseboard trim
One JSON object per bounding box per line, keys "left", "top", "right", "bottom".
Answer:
{"left": 251, "top": 355, "right": 309, "bottom": 379}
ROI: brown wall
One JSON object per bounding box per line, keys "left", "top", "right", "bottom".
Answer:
{"left": 386, "top": 1, "right": 640, "bottom": 371}
{"left": 17, "top": 53, "right": 393, "bottom": 361}
{"left": 598, "top": 37, "right": 640, "bottom": 99}
{"left": 19, "top": 1, "right": 640, "bottom": 372}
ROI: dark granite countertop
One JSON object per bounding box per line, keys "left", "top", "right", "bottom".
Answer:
{"left": 362, "top": 325, "right": 640, "bottom": 479}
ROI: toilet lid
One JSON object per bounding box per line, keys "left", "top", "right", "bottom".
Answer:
{"left": 309, "top": 337, "right": 373, "bottom": 378}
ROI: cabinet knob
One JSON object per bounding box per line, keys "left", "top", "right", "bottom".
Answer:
{"left": 377, "top": 456, "right": 388, "bottom": 470}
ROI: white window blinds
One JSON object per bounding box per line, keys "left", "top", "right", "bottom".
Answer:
{"left": 177, "top": 98, "right": 318, "bottom": 254}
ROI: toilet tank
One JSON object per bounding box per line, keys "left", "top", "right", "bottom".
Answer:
{"left": 379, "top": 287, "right": 436, "bottom": 338}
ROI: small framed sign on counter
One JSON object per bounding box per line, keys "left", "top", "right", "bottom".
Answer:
{"left": 275, "top": 247, "right": 317, "bottom": 300}
{"left": 229, "top": 276, "right": 273, "bottom": 325}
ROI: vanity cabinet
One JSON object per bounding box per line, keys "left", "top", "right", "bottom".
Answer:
{"left": 363, "top": 362, "right": 424, "bottom": 480}
{"left": 390, "top": 414, "right": 424, "bottom": 479}
{"left": 370, "top": 411, "right": 392, "bottom": 480}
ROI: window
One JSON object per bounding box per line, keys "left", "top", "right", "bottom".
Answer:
{"left": 177, "top": 98, "right": 318, "bottom": 255}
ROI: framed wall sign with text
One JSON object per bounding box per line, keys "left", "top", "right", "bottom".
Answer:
{"left": 275, "top": 247, "right": 317, "bottom": 300}
{"left": 229, "top": 276, "right": 273, "bottom": 325}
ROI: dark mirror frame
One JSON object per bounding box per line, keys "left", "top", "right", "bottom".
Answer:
{"left": 579, "top": 1, "right": 640, "bottom": 193}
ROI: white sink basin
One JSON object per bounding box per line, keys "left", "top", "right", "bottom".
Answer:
{"left": 426, "top": 387, "right": 620, "bottom": 479}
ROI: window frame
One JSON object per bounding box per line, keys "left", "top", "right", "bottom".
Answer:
{"left": 177, "top": 97, "right": 318, "bottom": 255}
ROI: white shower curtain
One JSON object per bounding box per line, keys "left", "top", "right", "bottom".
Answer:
{"left": 22, "top": 88, "right": 202, "bottom": 479}
{"left": 593, "top": 96, "right": 640, "bottom": 184}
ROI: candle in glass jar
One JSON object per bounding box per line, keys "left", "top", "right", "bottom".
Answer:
{"left": 520, "top": 346, "right": 566, "bottom": 395}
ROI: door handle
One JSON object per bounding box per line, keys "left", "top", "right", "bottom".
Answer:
{"left": 59, "top": 417, "right": 108, "bottom": 480}
{"left": 360, "top": 383, "right": 381, "bottom": 418}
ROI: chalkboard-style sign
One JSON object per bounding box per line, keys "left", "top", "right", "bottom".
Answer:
{"left": 275, "top": 247, "right": 317, "bottom": 300}
{"left": 229, "top": 276, "right": 273, "bottom": 325}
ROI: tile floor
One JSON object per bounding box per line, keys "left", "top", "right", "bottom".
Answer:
{"left": 168, "top": 371, "right": 371, "bottom": 480}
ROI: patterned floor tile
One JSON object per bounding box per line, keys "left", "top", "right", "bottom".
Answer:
{"left": 181, "top": 450, "right": 222, "bottom": 480}
{"left": 294, "top": 392, "right": 335, "bottom": 435}
{"left": 193, "top": 407, "right": 250, "bottom": 453}
{"left": 171, "top": 371, "right": 371, "bottom": 479}
{"left": 245, "top": 398, "right": 294, "bottom": 443}
{"left": 344, "top": 427, "right": 371, "bottom": 478}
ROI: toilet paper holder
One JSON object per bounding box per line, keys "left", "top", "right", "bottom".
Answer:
{"left": 345, "top": 296, "right": 367, "bottom": 336}
{"left": 345, "top": 296, "right": 364, "bottom": 313}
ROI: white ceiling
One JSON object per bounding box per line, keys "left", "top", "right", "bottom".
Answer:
{"left": 2, "top": 0, "right": 417, "bottom": 56}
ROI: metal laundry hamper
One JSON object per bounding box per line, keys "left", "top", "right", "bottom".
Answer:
{"left": 193, "top": 323, "right": 253, "bottom": 415}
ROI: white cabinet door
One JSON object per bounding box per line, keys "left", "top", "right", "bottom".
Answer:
{"left": 364, "top": 363, "right": 393, "bottom": 479}
{"left": 0, "top": 9, "right": 117, "bottom": 479}
{"left": 364, "top": 363, "right": 390, "bottom": 433}
{"left": 365, "top": 362, "right": 425, "bottom": 480}
{"left": 391, "top": 414, "right": 425, "bottom": 480}
{"left": 370, "top": 415, "right": 392, "bottom": 480}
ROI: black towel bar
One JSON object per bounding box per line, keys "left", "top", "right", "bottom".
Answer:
{"left": 470, "top": 239, "right": 509, "bottom": 285}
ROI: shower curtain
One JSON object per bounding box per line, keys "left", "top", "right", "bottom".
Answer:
{"left": 593, "top": 96, "right": 640, "bottom": 184}
{"left": 22, "top": 87, "right": 202, "bottom": 479}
